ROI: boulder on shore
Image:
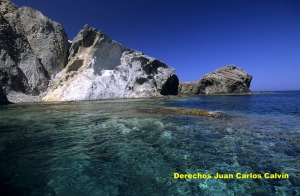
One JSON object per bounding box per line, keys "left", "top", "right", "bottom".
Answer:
{"left": 179, "top": 65, "right": 252, "bottom": 95}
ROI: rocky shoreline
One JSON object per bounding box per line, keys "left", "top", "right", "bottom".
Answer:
{"left": 0, "top": 0, "right": 252, "bottom": 105}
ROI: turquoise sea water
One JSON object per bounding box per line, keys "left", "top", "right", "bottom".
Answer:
{"left": 0, "top": 91, "right": 299, "bottom": 195}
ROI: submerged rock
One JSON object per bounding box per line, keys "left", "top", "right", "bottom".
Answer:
{"left": 0, "top": 0, "right": 68, "bottom": 97}
{"left": 179, "top": 65, "right": 252, "bottom": 95}
{"left": 44, "top": 25, "right": 178, "bottom": 101}
{"left": 140, "top": 106, "right": 222, "bottom": 118}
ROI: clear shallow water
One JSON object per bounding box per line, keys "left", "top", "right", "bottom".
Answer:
{"left": 0, "top": 91, "right": 299, "bottom": 195}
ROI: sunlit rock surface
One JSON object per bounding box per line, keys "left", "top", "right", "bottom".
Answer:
{"left": 179, "top": 65, "right": 252, "bottom": 95}
{"left": 44, "top": 25, "right": 179, "bottom": 101}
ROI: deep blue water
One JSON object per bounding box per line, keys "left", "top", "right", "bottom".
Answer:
{"left": 0, "top": 91, "right": 299, "bottom": 195}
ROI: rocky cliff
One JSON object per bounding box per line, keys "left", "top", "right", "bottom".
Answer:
{"left": 43, "top": 25, "right": 178, "bottom": 101}
{"left": 0, "top": 0, "right": 178, "bottom": 102}
{"left": 0, "top": 0, "right": 68, "bottom": 99}
{"left": 1, "top": 1, "right": 251, "bottom": 102}
{"left": 179, "top": 65, "right": 252, "bottom": 95}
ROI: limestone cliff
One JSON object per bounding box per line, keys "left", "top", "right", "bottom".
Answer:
{"left": 1, "top": 1, "right": 178, "bottom": 102}
{"left": 2, "top": 1, "right": 252, "bottom": 101}
{"left": 179, "top": 65, "right": 252, "bottom": 95}
{"left": 0, "top": 0, "right": 68, "bottom": 98}
{"left": 44, "top": 25, "right": 179, "bottom": 101}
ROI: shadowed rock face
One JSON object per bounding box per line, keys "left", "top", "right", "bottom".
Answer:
{"left": 44, "top": 25, "right": 179, "bottom": 101}
{"left": 0, "top": 0, "right": 68, "bottom": 96}
{"left": 0, "top": 86, "right": 9, "bottom": 104}
{"left": 161, "top": 74, "right": 179, "bottom": 95}
{"left": 179, "top": 65, "right": 252, "bottom": 95}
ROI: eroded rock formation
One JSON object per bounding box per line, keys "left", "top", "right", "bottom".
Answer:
{"left": 1, "top": 1, "right": 178, "bottom": 102}
{"left": 44, "top": 25, "right": 178, "bottom": 101}
{"left": 179, "top": 65, "right": 252, "bottom": 95}
{"left": 1, "top": 0, "right": 251, "bottom": 103}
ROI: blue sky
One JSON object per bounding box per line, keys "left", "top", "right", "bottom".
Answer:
{"left": 12, "top": 0, "right": 300, "bottom": 91}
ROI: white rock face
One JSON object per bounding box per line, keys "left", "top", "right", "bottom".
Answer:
{"left": 43, "top": 25, "right": 178, "bottom": 101}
